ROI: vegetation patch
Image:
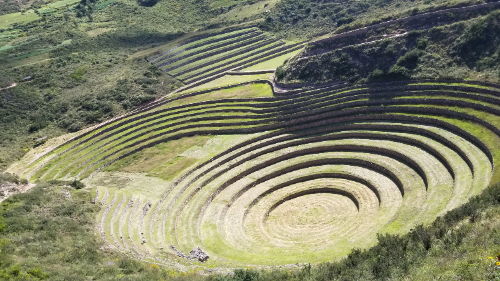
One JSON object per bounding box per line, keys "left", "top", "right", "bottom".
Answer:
{"left": 278, "top": 10, "right": 500, "bottom": 85}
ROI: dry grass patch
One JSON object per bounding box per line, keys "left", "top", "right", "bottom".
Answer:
{"left": 87, "top": 28, "right": 114, "bottom": 38}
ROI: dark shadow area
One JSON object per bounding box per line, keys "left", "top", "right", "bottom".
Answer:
{"left": 138, "top": 0, "right": 159, "bottom": 7}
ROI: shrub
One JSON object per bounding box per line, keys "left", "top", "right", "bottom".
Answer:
{"left": 388, "top": 65, "right": 410, "bottom": 79}
{"left": 118, "top": 258, "right": 144, "bottom": 274}
{"left": 337, "top": 16, "right": 354, "bottom": 26}
{"left": 212, "top": 269, "right": 259, "bottom": 281}
{"left": 396, "top": 48, "right": 423, "bottom": 69}
{"left": 69, "top": 66, "right": 87, "bottom": 82}
{"left": 417, "top": 39, "right": 428, "bottom": 49}
{"left": 138, "top": 0, "right": 158, "bottom": 6}
{"left": 27, "top": 268, "right": 49, "bottom": 279}
{"left": 276, "top": 66, "right": 286, "bottom": 80}
{"left": 70, "top": 180, "right": 85, "bottom": 190}
{"left": 368, "top": 69, "right": 385, "bottom": 81}
{"left": 0, "top": 173, "right": 20, "bottom": 185}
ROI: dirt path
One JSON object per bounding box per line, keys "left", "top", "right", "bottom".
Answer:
{"left": 0, "top": 82, "right": 17, "bottom": 91}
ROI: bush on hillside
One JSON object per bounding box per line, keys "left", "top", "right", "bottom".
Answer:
{"left": 396, "top": 48, "right": 423, "bottom": 69}
{"left": 0, "top": 173, "right": 27, "bottom": 185}
{"left": 368, "top": 69, "right": 385, "bottom": 81}
{"left": 0, "top": 181, "right": 207, "bottom": 280}
{"left": 454, "top": 11, "right": 500, "bottom": 67}
{"left": 276, "top": 66, "right": 286, "bottom": 81}
{"left": 388, "top": 65, "right": 411, "bottom": 79}
{"left": 70, "top": 180, "right": 85, "bottom": 190}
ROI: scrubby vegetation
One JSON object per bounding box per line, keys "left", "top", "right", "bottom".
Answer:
{"left": 260, "top": 0, "right": 488, "bottom": 39}
{"left": 0, "top": 181, "right": 206, "bottom": 280}
{"left": 278, "top": 9, "right": 500, "bottom": 84}
{"left": 0, "top": 173, "right": 27, "bottom": 185}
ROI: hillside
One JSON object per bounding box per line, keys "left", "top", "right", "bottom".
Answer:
{"left": 277, "top": 3, "right": 500, "bottom": 84}
{"left": 2, "top": 0, "right": 500, "bottom": 280}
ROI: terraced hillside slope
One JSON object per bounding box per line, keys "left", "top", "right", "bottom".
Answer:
{"left": 148, "top": 27, "right": 304, "bottom": 88}
{"left": 8, "top": 78, "right": 500, "bottom": 269}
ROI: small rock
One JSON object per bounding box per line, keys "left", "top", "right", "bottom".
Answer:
{"left": 189, "top": 246, "right": 209, "bottom": 262}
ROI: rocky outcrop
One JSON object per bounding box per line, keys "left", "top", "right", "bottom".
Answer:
{"left": 189, "top": 247, "right": 209, "bottom": 262}
{"left": 170, "top": 245, "right": 209, "bottom": 262}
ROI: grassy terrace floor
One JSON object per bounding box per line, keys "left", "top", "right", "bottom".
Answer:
{"left": 8, "top": 79, "right": 500, "bottom": 269}
{"left": 148, "top": 27, "right": 302, "bottom": 85}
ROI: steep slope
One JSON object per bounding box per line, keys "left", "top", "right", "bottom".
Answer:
{"left": 277, "top": 7, "right": 500, "bottom": 85}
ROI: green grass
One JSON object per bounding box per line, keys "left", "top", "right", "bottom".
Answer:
{"left": 0, "top": 44, "right": 16, "bottom": 52}
{"left": 46, "top": 0, "right": 80, "bottom": 8}
{"left": 23, "top": 83, "right": 275, "bottom": 181}
{"left": 29, "top": 84, "right": 275, "bottom": 181}
{"left": 165, "top": 36, "right": 273, "bottom": 74}
{"left": 27, "top": 82, "right": 500, "bottom": 184}
{"left": 186, "top": 74, "right": 273, "bottom": 92}
{"left": 178, "top": 42, "right": 284, "bottom": 80}
{"left": 43, "top": 117, "right": 261, "bottom": 179}
{"left": 242, "top": 48, "right": 301, "bottom": 71}
{"left": 176, "top": 146, "right": 428, "bottom": 264}
{"left": 151, "top": 28, "right": 260, "bottom": 64}
{"left": 209, "top": 0, "right": 280, "bottom": 24}
{"left": 0, "top": 11, "right": 40, "bottom": 29}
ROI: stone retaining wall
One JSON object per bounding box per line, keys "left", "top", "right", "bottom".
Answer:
{"left": 158, "top": 35, "right": 269, "bottom": 69}
{"left": 84, "top": 91, "right": 500, "bottom": 180}
{"left": 198, "top": 156, "right": 406, "bottom": 224}
{"left": 185, "top": 43, "right": 306, "bottom": 84}
{"left": 245, "top": 173, "right": 380, "bottom": 219}
{"left": 39, "top": 79, "right": 497, "bottom": 177}
{"left": 152, "top": 31, "right": 261, "bottom": 66}
{"left": 148, "top": 26, "right": 257, "bottom": 62}
{"left": 174, "top": 40, "right": 284, "bottom": 77}
{"left": 85, "top": 106, "right": 494, "bottom": 184}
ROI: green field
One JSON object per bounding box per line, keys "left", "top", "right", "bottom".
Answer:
{"left": 0, "top": 11, "right": 39, "bottom": 29}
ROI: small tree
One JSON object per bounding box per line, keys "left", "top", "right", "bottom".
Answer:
{"left": 276, "top": 65, "right": 286, "bottom": 80}
{"left": 75, "top": 0, "right": 96, "bottom": 21}
{"left": 70, "top": 180, "right": 85, "bottom": 190}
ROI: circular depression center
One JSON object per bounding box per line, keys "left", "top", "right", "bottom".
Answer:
{"left": 265, "top": 191, "right": 359, "bottom": 243}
